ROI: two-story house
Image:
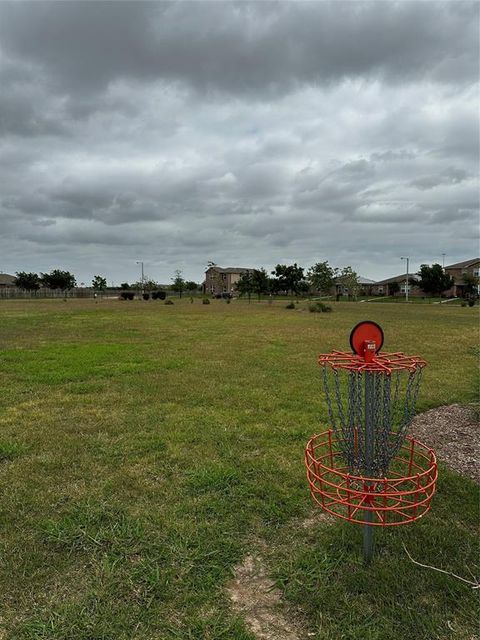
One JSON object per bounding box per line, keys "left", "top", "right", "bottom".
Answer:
{"left": 203, "top": 266, "right": 251, "bottom": 296}
{"left": 444, "top": 258, "right": 480, "bottom": 297}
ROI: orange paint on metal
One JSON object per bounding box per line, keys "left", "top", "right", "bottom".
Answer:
{"left": 304, "top": 430, "right": 437, "bottom": 527}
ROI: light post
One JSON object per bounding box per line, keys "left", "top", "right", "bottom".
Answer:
{"left": 136, "top": 261, "right": 144, "bottom": 293}
{"left": 401, "top": 257, "right": 409, "bottom": 303}
{"left": 442, "top": 253, "right": 446, "bottom": 269}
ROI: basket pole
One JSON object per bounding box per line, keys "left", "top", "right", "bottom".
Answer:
{"left": 363, "top": 371, "right": 375, "bottom": 564}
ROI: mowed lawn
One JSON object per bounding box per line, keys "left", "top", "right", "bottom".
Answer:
{"left": 0, "top": 298, "right": 478, "bottom": 640}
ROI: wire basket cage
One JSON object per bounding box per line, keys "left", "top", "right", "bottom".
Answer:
{"left": 305, "top": 430, "right": 437, "bottom": 526}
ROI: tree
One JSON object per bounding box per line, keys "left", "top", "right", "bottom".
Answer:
{"left": 41, "top": 269, "right": 76, "bottom": 291}
{"left": 271, "top": 263, "right": 305, "bottom": 298}
{"left": 251, "top": 268, "right": 270, "bottom": 300}
{"left": 14, "top": 271, "right": 40, "bottom": 291}
{"left": 417, "top": 264, "right": 454, "bottom": 297}
{"left": 92, "top": 275, "right": 107, "bottom": 294}
{"left": 185, "top": 281, "right": 199, "bottom": 292}
{"left": 120, "top": 282, "right": 130, "bottom": 290}
{"left": 143, "top": 278, "right": 158, "bottom": 292}
{"left": 389, "top": 281, "right": 400, "bottom": 297}
{"left": 171, "top": 269, "right": 186, "bottom": 298}
{"left": 462, "top": 273, "right": 479, "bottom": 298}
{"left": 338, "top": 266, "right": 360, "bottom": 299}
{"left": 236, "top": 271, "right": 254, "bottom": 302}
{"left": 307, "top": 261, "right": 337, "bottom": 295}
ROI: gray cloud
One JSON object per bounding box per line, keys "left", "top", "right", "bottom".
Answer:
{"left": 0, "top": 1, "right": 478, "bottom": 284}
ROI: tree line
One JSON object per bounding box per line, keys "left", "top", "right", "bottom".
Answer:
{"left": 234, "top": 262, "right": 358, "bottom": 300}
{"left": 13, "top": 269, "right": 201, "bottom": 296}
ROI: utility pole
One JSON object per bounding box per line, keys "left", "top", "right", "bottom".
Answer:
{"left": 401, "top": 257, "right": 409, "bottom": 303}
{"left": 442, "top": 253, "right": 446, "bottom": 269}
{"left": 136, "top": 261, "right": 144, "bottom": 293}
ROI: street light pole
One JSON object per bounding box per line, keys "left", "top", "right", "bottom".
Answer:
{"left": 136, "top": 261, "right": 144, "bottom": 293}
{"left": 401, "top": 257, "right": 409, "bottom": 303}
{"left": 442, "top": 253, "right": 446, "bottom": 269}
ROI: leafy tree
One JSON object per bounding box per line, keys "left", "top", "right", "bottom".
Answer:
{"left": 338, "top": 266, "right": 360, "bottom": 299}
{"left": 120, "top": 282, "right": 130, "bottom": 290}
{"left": 462, "top": 273, "right": 479, "bottom": 298}
{"left": 14, "top": 271, "right": 40, "bottom": 291}
{"left": 171, "top": 270, "right": 186, "bottom": 298}
{"left": 271, "top": 263, "right": 305, "bottom": 298}
{"left": 251, "top": 268, "right": 270, "bottom": 300}
{"left": 143, "top": 278, "right": 158, "bottom": 292}
{"left": 92, "top": 275, "right": 107, "bottom": 293}
{"left": 41, "top": 269, "right": 76, "bottom": 291}
{"left": 185, "top": 280, "right": 199, "bottom": 292}
{"left": 389, "top": 281, "right": 400, "bottom": 297}
{"left": 417, "top": 264, "right": 454, "bottom": 297}
{"left": 307, "top": 261, "right": 338, "bottom": 295}
{"left": 236, "top": 271, "right": 254, "bottom": 302}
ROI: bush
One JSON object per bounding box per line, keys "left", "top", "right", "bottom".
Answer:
{"left": 461, "top": 300, "right": 467, "bottom": 307}
{"left": 285, "top": 302, "right": 295, "bottom": 309}
{"left": 143, "top": 293, "right": 150, "bottom": 300}
{"left": 120, "top": 291, "right": 135, "bottom": 300}
{"left": 468, "top": 299, "right": 475, "bottom": 307}
{"left": 226, "top": 298, "right": 231, "bottom": 304}
{"left": 127, "top": 292, "right": 135, "bottom": 300}
{"left": 153, "top": 290, "right": 166, "bottom": 300}
{"left": 165, "top": 299, "right": 174, "bottom": 305}
{"left": 202, "top": 298, "right": 210, "bottom": 305}
{"left": 309, "top": 301, "right": 333, "bottom": 313}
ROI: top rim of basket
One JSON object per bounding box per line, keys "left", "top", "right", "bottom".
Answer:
{"left": 318, "top": 350, "right": 427, "bottom": 373}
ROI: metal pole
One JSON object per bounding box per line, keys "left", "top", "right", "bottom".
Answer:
{"left": 136, "top": 261, "right": 144, "bottom": 293}
{"left": 363, "top": 371, "right": 375, "bottom": 564}
{"left": 401, "top": 257, "right": 409, "bottom": 303}
{"left": 442, "top": 254, "right": 446, "bottom": 269}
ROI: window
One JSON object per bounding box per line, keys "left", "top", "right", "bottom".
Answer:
{"left": 473, "top": 269, "right": 480, "bottom": 277}
{"left": 400, "top": 284, "right": 411, "bottom": 293}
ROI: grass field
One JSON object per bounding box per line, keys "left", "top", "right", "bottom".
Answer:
{"left": 0, "top": 298, "right": 478, "bottom": 639}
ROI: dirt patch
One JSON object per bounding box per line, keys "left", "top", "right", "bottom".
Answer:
{"left": 226, "top": 554, "right": 308, "bottom": 640}
{"left": 410, "top": 404, "right": 479, "bottom": 483}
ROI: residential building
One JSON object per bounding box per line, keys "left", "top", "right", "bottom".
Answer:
{"left": 333, "top": 276, "right": 376, "bottom": 297}
{"left": 371, "top": 274, "right": 423, "bottom": 297}
{"left": 203, "top": 266, "right": 251, "bottom": 295}
{"left": 0, "top": 273, "right": 16, "bottom": 289}
{"left": 444, "top": 258, "right": 480, "bottom": 297}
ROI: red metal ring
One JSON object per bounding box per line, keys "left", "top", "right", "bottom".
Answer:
{"left": 305, "top": 430, "right": 437, "bottom": 526}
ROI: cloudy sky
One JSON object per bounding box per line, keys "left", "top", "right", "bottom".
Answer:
{"left": 0, "top": 1, "right": 478, "bottom": 285}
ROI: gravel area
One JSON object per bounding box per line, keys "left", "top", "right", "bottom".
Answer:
{"left": 410, "top": 404, "right": 479, "bottom": 483}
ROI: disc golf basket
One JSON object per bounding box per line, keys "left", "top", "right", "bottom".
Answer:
{"left": 305, "top": 321, "right": 438, "bottom": 563}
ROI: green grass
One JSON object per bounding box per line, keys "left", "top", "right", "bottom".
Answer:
{"left": 0, "top": 298, "right": 478, "bottom": 639}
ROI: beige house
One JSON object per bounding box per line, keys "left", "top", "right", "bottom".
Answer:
{"left": 444, "top": 258, "right": 480, "bottom": 297}
{"left": 0, "top": 273, "right": 16, "bottom": 289}
{"left": 371, "top": 274, "right": 423, "bottom": 297}
{"left": 203, "top": 266, "right": 251, "bottom": 295}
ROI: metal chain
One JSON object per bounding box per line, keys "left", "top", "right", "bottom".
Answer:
{"left": 320, "top": 364, "right": 423, "bottom": 477}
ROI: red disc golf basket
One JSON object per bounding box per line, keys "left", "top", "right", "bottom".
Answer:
{"left": 305, "top": 321, "right": 438, "bottom": 563}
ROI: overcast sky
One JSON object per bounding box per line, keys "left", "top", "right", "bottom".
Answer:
{"left": 0, "top": 1, "right": 478, "bottom": 285}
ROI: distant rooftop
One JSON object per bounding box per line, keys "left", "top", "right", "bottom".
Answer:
{"left": 444, "top": 258, "right": 480, "bottom": 270}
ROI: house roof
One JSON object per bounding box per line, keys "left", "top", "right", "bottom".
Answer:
{"left": 0, "top": 273, "right": 16, "bottom": 286}
{"left": 374, "top": 273, "right": 420, "bottom": 285}
{"left": 334, "top": 275, "right": 376, "bottom": 285}
{"left": 206, "top": 266, "right": 251, "bottom": 274}
{"left": 444, "top": 258, "right": 480, "bottom": 270}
